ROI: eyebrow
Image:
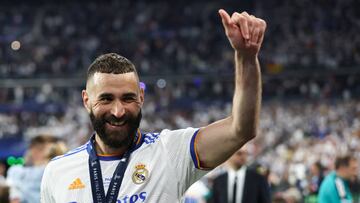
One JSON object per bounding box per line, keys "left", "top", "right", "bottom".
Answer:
{"left": 97, "top": 92, "right": 138, "bottom": 99}
{"left": 122, "top": 92, "right": 137, "bottom": 98}
{"left": 98, "top": 93, "right": 114, "bottom": 99}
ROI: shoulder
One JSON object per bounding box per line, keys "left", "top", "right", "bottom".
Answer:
{"left": 49, "top": 143, "right": 88, "bottom": 165}
{"left": 319, "top": 172, "right": 337, "bottom": 192}
{"left": 159, "top": 127, "right": 200, "bottom": 143}
{"left": 142, "top": 132, "right": 161, "bottom": 145}
{"left": 142, "top": 127, "right": 199, "bottom": 145}
{"left": 214, "top": 172, "right": 228, "bottom": 182}
{"left": 159, "top": 127, "right": 199, "bottom": 136}
{"left": 43, "top": 144, "right": 89, "bottom": 183}
{"left": 246, "top": 168, "right": 263, "bottom": 178}
{"left": 244, "top": 168, "right": 266, "bottom": 184}
{"left": 7, "top": 165, "right": 24, "bottom": 178}
{"left": 322, "top": 172, "right": 336, "bottom": 185}
{"left": 212, "top": 172, "right": 228, "bottom": 188}
{"left": 51, "top": 143, "right": 88, "bottom": 161}
{"left": 7, "top": 165, "right": 23, "bottom": 173}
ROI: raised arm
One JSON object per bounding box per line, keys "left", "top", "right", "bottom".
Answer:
{"left": 195, "top": 9, "right": 266, "bottom": 168}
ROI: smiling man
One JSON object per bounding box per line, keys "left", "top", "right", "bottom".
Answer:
{"left": 85, "top": 59, "right": 144, "bottom": 155}
{"left": 41, "top": 9, "right": 266, "bottom": 203}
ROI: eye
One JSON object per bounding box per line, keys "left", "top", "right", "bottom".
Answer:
{"left": 99, "top": 96, "right": 113, "bottom": 103}
{"left": 123, "top": 96, "right": 137, "bottom": 103}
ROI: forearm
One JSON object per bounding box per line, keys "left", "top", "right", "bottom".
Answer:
{"left": 231, "top": 51, "right": 261, "bottom": 144}
{"left": 194, "top": 10, "right": 266, "bottom": 169}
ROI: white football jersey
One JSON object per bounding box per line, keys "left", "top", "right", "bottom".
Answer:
{"left": 41, "top": 127, "right": 208, "bottom": 203}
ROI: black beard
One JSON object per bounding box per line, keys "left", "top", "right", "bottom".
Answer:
{"left": 89, "top": 110, "right": 142, "bottom": 149}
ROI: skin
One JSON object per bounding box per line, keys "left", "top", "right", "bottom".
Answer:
{"left": 82, "top": 72, "right": 144, "bottom": 155}
{"left": 194, "top": 9, "right": 266, "bottom": 168}
{"left": 26, "top": 143, "right": 56, "bottom": 166}
{"left": 337, "top": 159, "right": 358, "bottom": 181}
{"left": 227, "top": 148, "right": 248, "bottom": 170}
{"left": 82, "top": 9, "right": 266, "bottom": 168}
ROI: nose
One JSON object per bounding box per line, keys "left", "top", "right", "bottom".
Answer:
{"left": 110, "top": 101, "right": 126, "bottom": 118}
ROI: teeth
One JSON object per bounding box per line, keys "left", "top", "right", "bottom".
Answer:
{"left": 108, "top": 121, "right": 125, "bottom": 126}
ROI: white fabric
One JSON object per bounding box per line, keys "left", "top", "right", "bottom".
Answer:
{"left": 227, "top": 166, "right": 246, "bottom": 203}
{"left": 7, "top": 165, "right": 45, "bottom": 203}
{"left": 41, "top": 127, "right": 207, "bottom": 203}
{"left": 335, "top": 177, "right": 346, "bottom": 199}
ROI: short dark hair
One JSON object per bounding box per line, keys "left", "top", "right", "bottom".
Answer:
{"left": 335, "top": 154, "right": 356, "bottom": 169}
{"left": 87, "top": 53, "right": 138, "bottom": 82}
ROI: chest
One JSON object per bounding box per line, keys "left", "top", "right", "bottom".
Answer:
{"left": 52, "top": 146, "right": 180, "bottom": 202}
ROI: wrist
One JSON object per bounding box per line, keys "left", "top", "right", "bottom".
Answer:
{"left": 235, "top": 51, "right": 258, "bottom": 65}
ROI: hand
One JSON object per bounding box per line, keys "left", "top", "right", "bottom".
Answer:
{"left": 219, "top": 9, "right": 266, "bottom": 57}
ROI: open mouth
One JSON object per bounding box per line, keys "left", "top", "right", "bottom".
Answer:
{"left": 106, "top": 120, "right": 126, "bottom": 127}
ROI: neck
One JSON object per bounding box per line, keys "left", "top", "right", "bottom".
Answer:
{"left": 31, "top": 159, "right": 48, "bottom": 166}
{"left": 94, "top": 135, "right": 129, "bottom": 156}
{"left": 229, "top": 163, "right": 244, "bottom": 171}
{"left": 336, "top": 169, "right": 348, "bottom": 180}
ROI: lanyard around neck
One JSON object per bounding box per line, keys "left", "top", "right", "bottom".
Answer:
{"left": 88, "top": 134, "right": 135, "bottom": 203}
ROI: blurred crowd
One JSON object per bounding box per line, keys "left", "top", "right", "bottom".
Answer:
{"left": 0, "top": 74, "right": 359, "bottom": 143}
{"left": 0, "top": 0, "right": 359, "bottom": 79}
{"left": 0, "top": 0, "right": 360, "bottom": 202}
{"left": 259, "top": 0, "right": 360, "bottom": 69}
{"left": 1, "top": 85, "right": 360, "bottom": 202}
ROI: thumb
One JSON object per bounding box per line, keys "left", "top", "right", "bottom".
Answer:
{"left": 218, "top": 9, "right": 231, "bottom": 29}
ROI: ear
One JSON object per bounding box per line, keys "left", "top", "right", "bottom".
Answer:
{"left": 139, "top": 87, "right": 145, "bottom": 107}
{"left": 82, "top": 90, "right": 91, "bottom": 113}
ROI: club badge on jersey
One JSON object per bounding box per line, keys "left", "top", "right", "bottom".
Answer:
{"left": 132, "top": 163, "right": 149, "bottom": 184}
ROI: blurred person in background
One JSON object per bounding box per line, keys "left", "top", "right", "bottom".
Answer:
{"left": 307, "top": 161, "right": 325, "bottom": 195}
{"left": 0, "top": 161, "right": 7, "bottom": 185}
{"left": 6, "top": 135, "right": 67, "bottom": 203}
{"left": 183, "top": 162, "right": 229, "bottom": 203}
{"left": 318, "top": 154, "right": 358, "bottom": 203}
{"left": 0, "top": 184, "right": 10, "bottom": 203}
{"left": 183, "top": 157, "right": 231, "bottom": 203}
{"left": 209, "top": 145, "right": 271, "bottom": 203}
{"left": 0, "top": 161, "right": 9, "bottom": 203}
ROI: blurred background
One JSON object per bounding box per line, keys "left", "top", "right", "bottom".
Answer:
{"left": 0, "top": 0, "right": 359, "bottom": 202}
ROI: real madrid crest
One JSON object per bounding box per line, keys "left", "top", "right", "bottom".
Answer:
{"left": 132, "top": 163, "right": 149, "bottom": 184}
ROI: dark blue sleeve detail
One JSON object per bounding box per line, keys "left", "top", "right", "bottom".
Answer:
{"left": 190, "top": 129, "right": 201, "bottom": 169}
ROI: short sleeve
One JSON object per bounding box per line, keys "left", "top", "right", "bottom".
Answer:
{"left": 159, "top": 127, "right": 208, "bottom": 192}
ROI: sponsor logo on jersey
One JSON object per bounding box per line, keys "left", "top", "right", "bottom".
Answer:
{"left": 68, "top": 178, "right": 85, "bottom": 190}
{"left": 117, "top": 192, "right": 147, "bottom": 203}
{"left": 66, "top": 192, "right": 147, "bottom": 203}
{"left": 132, "top": 163, "right": 148, "bottom": 184}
